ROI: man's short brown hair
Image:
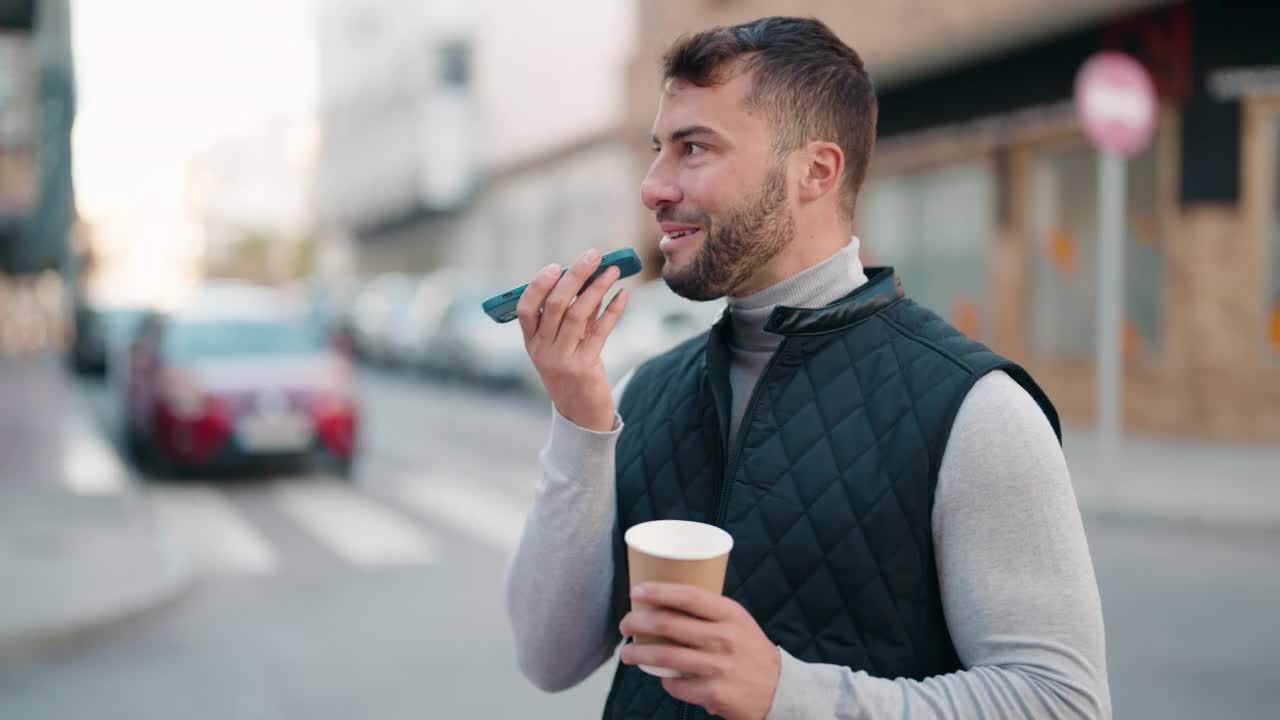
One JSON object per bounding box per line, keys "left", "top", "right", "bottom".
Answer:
{"left": 662, "top": 16, "right": 878, "bottom": 220}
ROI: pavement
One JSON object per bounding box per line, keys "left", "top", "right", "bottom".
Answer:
{"left": 0, "top": 352, "right": 1276, "bottom": 666}
{"left": 0, "top": 356, "right": 193, "bottom": 664}
{"left": 1064, "top": 426, "right": 1280, "bottom": 536}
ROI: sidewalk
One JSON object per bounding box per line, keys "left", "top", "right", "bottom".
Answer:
{"left": 1064, "top": 426, "right": 1280, "bottom": 535}
{"left": 0, "top": 356, "right": 192, "bottom": 663}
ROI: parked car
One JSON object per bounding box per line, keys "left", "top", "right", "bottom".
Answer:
{"left": 598, "top": 280, "right": 726, "bottom": 385}
{"left": 122, "top": 287, "right": 357, "bottom": 477}
{"left": 516, "top": 280, "right": 724, "bottom": 396}
{"left": 423, "top": 285, "right": 532, "bottom": 388}
{"left": 349, "top": 273, "right": 420, "bottom": 365}
{"left": 304, "top": 278, "right": 362, "bottom": 358}
{"left": 68, "top": 302, "right": 147, "bottom": 376}
{"left": 385, "top": 270, "right": 473, "bottom": 371}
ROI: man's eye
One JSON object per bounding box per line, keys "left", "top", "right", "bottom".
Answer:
{"left": 687, "top": 143, "right": 707, "bottom": 156}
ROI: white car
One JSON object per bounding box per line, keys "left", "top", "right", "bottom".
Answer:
{"left": 601, "top": 281, "right": 726, "bottom": 384}
{"left": 386, "top": 270, "right": 479, "bottom": 371}
{"left": 521, "top": 280, "right": 726, "bottom": 395}
{"left": 349, "top": 273, "right": 420, "bottom": 364}
{"left": 425, "top": 285, "right": 532, "bottom": 387}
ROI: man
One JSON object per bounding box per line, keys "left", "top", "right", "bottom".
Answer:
{"left": 506, "top": 16, "right": 1109, "bottom": 720}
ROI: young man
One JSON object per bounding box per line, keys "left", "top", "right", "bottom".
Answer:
{"left": 506, "top": 16, "right": 1109, "bottom": 720}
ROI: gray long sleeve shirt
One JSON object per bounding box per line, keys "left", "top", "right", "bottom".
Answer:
{"left": 506, "top": 240, "right": 1111, "bottom": 718}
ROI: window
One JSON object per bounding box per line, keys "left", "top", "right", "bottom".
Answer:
{"left": 164, "top": 320, "right": 327, "bottom": 360}
{"left": 1028, "top": 135, "right": 1166, "bottom": 361}
{"left": 438, "top": 41, "right": 470, "bottom": 89}
{"left": 860, "top": 161, "right": 993, "bottom": 339}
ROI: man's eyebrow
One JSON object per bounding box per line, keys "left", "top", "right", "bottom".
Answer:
{"left": 650, "top": 125, "right": 720, "bottom": 146}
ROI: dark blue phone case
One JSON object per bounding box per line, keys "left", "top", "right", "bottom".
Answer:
{"left": 481, "top": 248, "right": 643, "bottom": 323}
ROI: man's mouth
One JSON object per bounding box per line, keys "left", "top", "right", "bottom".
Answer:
{"left": 660, "top": 227, "right": 703, "bottom": 251}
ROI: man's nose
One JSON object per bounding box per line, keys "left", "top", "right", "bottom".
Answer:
{"left": 640, "top": 163, "right": 681, "bottom": 211}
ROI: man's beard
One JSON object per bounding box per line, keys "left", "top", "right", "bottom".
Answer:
{"left": 660, "top": 164, "right": 794, "bottom": 301}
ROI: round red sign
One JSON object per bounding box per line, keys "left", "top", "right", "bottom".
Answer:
{"left": 1074, "top": 51, "right": 1157, "bottom": 157}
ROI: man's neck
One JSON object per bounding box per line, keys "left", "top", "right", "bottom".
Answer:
{"left": 727, "top": 237, "right": 868, "bottom": 351}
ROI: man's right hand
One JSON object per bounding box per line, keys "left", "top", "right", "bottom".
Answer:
{"left": 517, "top": 248, "right": 630, "bottom": 432}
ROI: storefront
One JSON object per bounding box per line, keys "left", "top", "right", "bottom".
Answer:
{"left": 862, "top": 1, "right": 1280, "bottom": 440}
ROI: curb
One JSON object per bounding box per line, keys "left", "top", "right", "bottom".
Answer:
{"left": 1079, "top": 501, "right": 1280, "bottom": 539}
{"left": 0, "top": 362, "right": 200, "bottom": 665}
{"left": 0, "top": 525, "right": 197, "bottom": 666}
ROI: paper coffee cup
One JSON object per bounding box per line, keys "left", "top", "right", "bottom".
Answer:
{"left": 624, "top": 519, "right": 734, "bottom": 678}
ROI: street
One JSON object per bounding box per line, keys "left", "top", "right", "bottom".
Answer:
{"left": 0, "top": 365, "right": 1276, "bottom": 719}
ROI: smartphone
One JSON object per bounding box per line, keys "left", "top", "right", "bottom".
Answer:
{"left": 481, "top": 247, "right": 643, "bottom": 323}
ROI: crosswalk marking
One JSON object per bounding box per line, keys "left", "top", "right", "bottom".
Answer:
{"left": 274, "top": 479, "right": 438, "bottom": 569}
{"left": 62, "top": 417, "right": 130, "bottom": 496}
{"left": 144, "top": 474, "right": 532, "bottom": 576}
{"left": 396, "top": 474, "right": 529, "bottom": 553}
{"left": 148, "top": 485, "right": 279, "bottom": 575}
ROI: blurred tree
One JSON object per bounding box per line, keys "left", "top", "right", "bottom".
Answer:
{"left": 216, "top": 228, "right": 273, "bottom": 283}
{"left": 289, "top": 233, "right": 317, "bottom": 279}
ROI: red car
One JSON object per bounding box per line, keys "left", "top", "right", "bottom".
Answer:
{"left": 123, "top": 296, "right": 358, "bottom": 477}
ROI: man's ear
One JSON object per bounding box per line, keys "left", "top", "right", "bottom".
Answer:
{"left": 796, "top": 141, "right": 844, "bottom": 206}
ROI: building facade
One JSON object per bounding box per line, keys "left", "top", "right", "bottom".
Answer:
{"left": 0, "top": 31, "right": 36, "bottom": 261}
{"left": 310, "top": 0, "right": 479, "bottom": 271}
{"left": 0, "top": 0, "right": 74, "bottom": 276}
{"left": 444, "top": 130, "right": 638, "bottom": 285}
{"left": 626, "top": 0, "right": 1280, "bottom": 441}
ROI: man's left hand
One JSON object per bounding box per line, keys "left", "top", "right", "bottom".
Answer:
{"left": 619, "top": 582, "right": 780, "bottom": 720}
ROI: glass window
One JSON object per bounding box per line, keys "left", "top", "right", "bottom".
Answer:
{"left": 164, "top": 320, "right": 328, "bottom": 360}
{"left": 860, "top": 161, "right": 992, "bottom": 339}
{"left": 438, "top": 41, "right": 470, "bottom": 89}
{"left": 1028, "top": 135, "right": 1165, "bottom": 361}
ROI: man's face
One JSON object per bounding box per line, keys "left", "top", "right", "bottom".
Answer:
{"left": 642, "top": 71, "right": 795, "bottom": 301}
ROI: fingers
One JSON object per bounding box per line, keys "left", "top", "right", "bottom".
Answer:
{"left": 516, "top": 263, "right": 562, "bottom": 344}
{"left": 620, "top": 608, "right": 725, "bottom": 652}
{"left": 559, "top": 264, "right": 621, "bottom": 345}
{"left": 631, "top": 583, "right": 737, "bottom": 623}
{"left": 581, "top": 287, "right": 629, "bottom": 358}
{"left": 536, "top": 249, "right": 602, "bottom": 343}
{"left": 618, "top": 642, "right": 725, "bottom": 679}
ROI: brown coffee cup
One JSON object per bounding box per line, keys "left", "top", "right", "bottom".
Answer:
{"left": 624, "top": 519, "right": 734, "bottom": 678}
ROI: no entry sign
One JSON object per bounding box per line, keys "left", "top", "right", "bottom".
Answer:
{"left": 1074, "top": 51, "right": 1157, "bottom": 157}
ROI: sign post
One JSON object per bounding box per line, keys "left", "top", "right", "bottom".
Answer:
{"left": 1074, "top": 52, "right": 1157, "bottom": 469}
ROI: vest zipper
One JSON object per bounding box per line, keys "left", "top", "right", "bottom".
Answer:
{"left": 713, "top": 338, "right": 787, "bottom": 527}
{"left": 679, "top": 340, "right": 788, "bottom": 720}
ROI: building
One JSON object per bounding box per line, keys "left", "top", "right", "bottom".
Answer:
{"left": 626, "top": 0, "right": 1280, "bottom": 441}
{"left": 0, "top": 0, "right": 75, "bottom": 356}
{"left": 0, "top": 31, "right": 36, "bottom": 264}
{"left": 446, "top": 129, "right": 638, "bottom": 285}
{"left": 310, "top": 0, "right": 479, "bottom": 275}
{"left": 0, "top": 0, "right": 74, "bottom": 276}
{"left": 309, "top": 0, "right": 635, "bottom": 278}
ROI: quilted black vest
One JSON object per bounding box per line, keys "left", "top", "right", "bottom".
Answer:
{"left": 600, "top": 268, "right": 1060, "bottom": 720}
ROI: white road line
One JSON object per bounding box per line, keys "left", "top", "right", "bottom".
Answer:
{"left": 62, "top": 418, "right": 130, "bottom": 495}
{"left": 148, "top": 485, "right": 279, "bottom": 575}
{"left": 274, "top": 479, "right": 438, "bottom": 569}
{"left": 396, "top": 474, "right": 529, "bottom": 553}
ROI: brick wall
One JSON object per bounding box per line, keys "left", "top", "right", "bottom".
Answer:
{"left": 1016, "top": 206, "right": 1280, "bottom": 441}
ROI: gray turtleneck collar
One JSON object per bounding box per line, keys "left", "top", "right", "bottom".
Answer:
{"left": 727, "top": 237, "right": 869, "bottom": 352}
